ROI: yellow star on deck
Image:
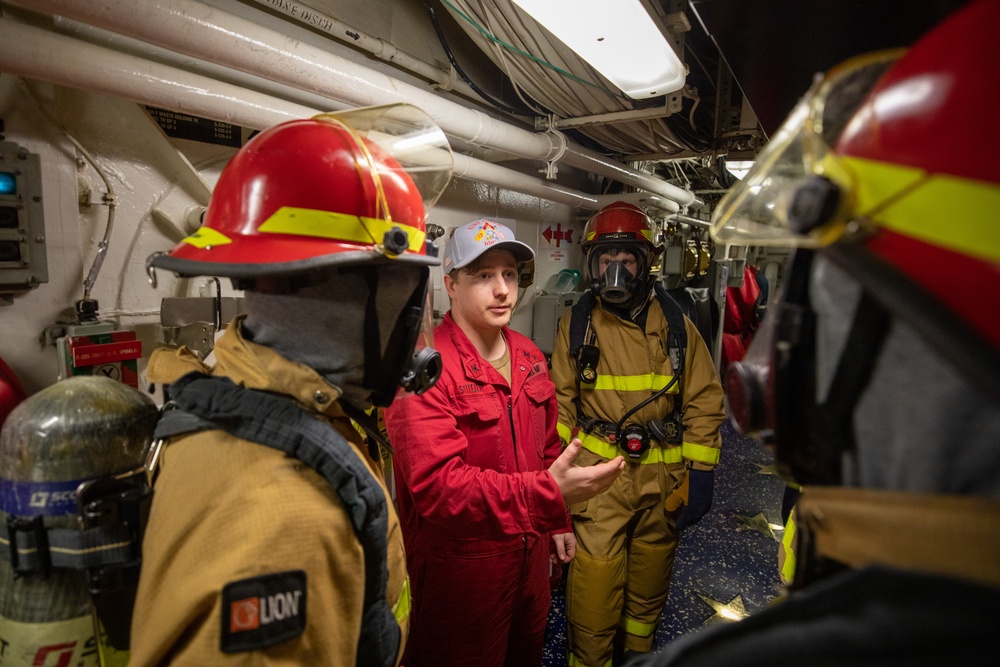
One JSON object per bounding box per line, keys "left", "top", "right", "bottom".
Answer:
{"left": 754, "top": 462, "right": 780, "bottom": 476}
{"left": 696, "top": 592, "right": 750, "bottom": 624}
{"left": 735, "top": 512, "right": 782, "bottom": 540}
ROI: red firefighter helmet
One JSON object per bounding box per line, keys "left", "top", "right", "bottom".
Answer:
{"left": 0, "top": 356, "right": 26, "bottom": 429}
{"left": 581, "top": 201, "right": 662, "bottom": 308}
{"left": 712, "top": 0, "right": 1000, "bottom": 351}
{"left": 582, "top": 201, "right": 659, "bottom": 255}
{"left": 833, "top": 0, "right": 1000, "bottom": 350}
{"left": 716, "top": 0, "right": 1000, "bottom": 486}
{"left": 149, "top": 104, "right": 453, "bottom": 282}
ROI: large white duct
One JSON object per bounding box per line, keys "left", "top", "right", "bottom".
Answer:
{"left": 0, "top": 18, "right": 607, "bottom": 211}
{"left": 9, "top": 0, "right": 696, "bottom": 208}
{"left": 241, "top": 0, "right": 484, "bottom": 105}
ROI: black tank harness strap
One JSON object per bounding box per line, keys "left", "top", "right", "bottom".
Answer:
{"left": 154, "top": 372, "right": 400, "bottom": 667}
{"left": 1, "top": 467, "right": 150, "bottom": 650}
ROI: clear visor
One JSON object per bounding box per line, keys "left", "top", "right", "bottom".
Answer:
{"left": 711, "top": 50, "right": 903, "bottom": 248}
{"left": 313, "top": 103, "right": 454, "bottom": 215}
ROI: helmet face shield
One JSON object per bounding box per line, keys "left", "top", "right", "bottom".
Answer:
{"left": 313, "top": 104, "right": 453, "bottom": 218}
{"left": 711, "top": 51, "right": 902, "bottom": 249}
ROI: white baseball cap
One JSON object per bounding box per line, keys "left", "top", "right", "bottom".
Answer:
{"left": 442, "top": 218, "right": 535, "bottom": 272}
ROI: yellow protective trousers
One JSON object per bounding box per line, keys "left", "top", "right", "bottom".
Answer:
{"left": 565, "top": 448, "right": 686, "bottom": 666}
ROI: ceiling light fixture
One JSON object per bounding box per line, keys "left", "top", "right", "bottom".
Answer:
{"left": 510, "top": 0, "right": 686, "bottom": 99}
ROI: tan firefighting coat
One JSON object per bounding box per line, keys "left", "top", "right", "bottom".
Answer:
{"left": 129, "top": 318, "right": 409, "bottom": 666}
{"left": 550, "top": 298, "right": 725, "bottom": 664}
{"left": 551, "top": 300, "right": 725, "bottom": 471}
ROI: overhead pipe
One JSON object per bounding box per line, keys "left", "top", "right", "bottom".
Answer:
{"left": 51, "top": 16, "right": 359, "bottom": 122}
{"left": 0, "top": 18, "right": 604, "bottom": 211}
{"left": 453, "top": 154, "right": 599, "bottom": 210}
{"left": 241, "top": 0, "right": 483, "bottom": 104}
{"left": 0, "top": 20, "right": 318, "bottom": 129}
{"left": 10, "top": 0, "right": 697, "bottom": 208}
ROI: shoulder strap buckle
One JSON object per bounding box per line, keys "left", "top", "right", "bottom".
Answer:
{"left": 5, "top": 515, "right": 48, "bottom": 578}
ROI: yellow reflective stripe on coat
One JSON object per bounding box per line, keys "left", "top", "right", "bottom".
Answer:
{"left": 392, "top": 576, "right": 411, "bottom": 624}
{"left": 779, "top": 509, "right": 797, "bottom": 585}
{"left": 585, "top": 372, "right": 678, "bottom": 393}
{"left": 580, "top": 432, "right": 682, "bottom": 465}
{"left": 569, "top": 653, "right": 612, "bottom": 667}
{"left": 620, "top": 615, "right": 656, "bottom": 638}
{"left": 557, "top": 421, "right": 573, "bottom": 444}
{"left": 682, "top": 441, "right": 721, "bottom": 466}
{"left": 258, "top": 207, "right": 427, "bottom": 252}
{"left": 844, "top": 155, "right": 1000, "bottom": 264}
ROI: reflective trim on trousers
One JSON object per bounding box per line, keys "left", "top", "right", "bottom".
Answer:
{"left": 620, "top": 615, "right": 656, "bottom": 638}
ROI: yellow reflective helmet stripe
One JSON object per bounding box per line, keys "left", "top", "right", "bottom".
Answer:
{"left": 258, "top": 207, "right": 427, "bottom": 252}
{"left": 587, "top": 372, "right": 678, "bottom": 393}
{"left": 392, "top": 576, "right": 411, "bottom": 624}
{"left": 844, "top": 156, "right": 1000, "bottom": 264}
{"left": 179, "top": 226, "right": 233, "bottom": 248}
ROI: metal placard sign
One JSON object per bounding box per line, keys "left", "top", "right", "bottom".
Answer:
{"left": 64, "top": 331, "right": 142, "bottom": 388}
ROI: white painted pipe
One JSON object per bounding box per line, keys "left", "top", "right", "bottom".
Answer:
{"left": 0, "top": 18, "right": 604, "bottom": 211}
{"left": 11, "top": 0, "right": 696, "bottom": 207}
{"left": 453, "top": 154, "right": 599, "bottom": 210}
{"left": 242, "top": 0, "right": 482, "bottom": 103}
{"left": 0, "top": 20, "right": 317, "bottom": 129}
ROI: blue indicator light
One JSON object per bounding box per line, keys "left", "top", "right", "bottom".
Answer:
{"left": 0, "top": 172, "right": 15, "bottom": 196}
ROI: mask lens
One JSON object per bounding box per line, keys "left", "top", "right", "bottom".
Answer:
{"left": 600, "top": 261, "right": 632, "bottom": 303}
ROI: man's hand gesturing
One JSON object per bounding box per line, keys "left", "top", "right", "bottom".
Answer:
{"left": 549, "top": 438, "right": 625, "bottom": 506}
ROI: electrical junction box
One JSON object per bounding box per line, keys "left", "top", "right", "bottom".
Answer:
{"left": 52, "top": 321, "right": 143, "bottom": 388}
{"left": 0, "top": 139, "right": 47, "bottom": 304}
{"left": 532, "top": 292, "right": 582, "bottom": 356}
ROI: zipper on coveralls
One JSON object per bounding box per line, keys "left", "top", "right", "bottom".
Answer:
{"left": 507, "top": 400, "right": 519, "bottom": 468}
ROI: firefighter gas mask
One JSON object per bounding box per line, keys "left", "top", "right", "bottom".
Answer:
{"left": 728, "top": 248, "right": 1000, "bottom": 494}
{"left": 243, "top": 262, "right": 440, "bottom": 409}
{"left": 371, "top": 264, "right": 441, "bottom": 405}
{"left": 588, "top": 245, "right": 649, "bottom": 307}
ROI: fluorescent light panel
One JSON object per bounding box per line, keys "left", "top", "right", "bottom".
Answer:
{"left": 511, "top": 0, "right": 685, "bottom": 99}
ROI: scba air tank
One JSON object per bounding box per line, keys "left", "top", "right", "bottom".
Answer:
{"left": 0, "top": 376, "right": 157, "bottom": 667}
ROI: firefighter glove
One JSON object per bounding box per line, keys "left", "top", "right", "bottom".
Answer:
{"left": 677, "top": 468, "right": 714, "bottom": 530}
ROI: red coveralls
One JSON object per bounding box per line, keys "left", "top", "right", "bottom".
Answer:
{"left": 383, "top": 312, "right": 569, "bottom": 667}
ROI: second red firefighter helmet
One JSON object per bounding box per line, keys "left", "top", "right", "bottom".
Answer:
{"left": 149, "top": 104, "right": 453, "bottom": 282}
{"left": 148, "top": 104, "right": 454, "bottom": 406}
{"left": 713, "top": 0, "right": 1000, "bottom": 486}
{"left": 582, "top": 201, "right": 662, "bottom": 309}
